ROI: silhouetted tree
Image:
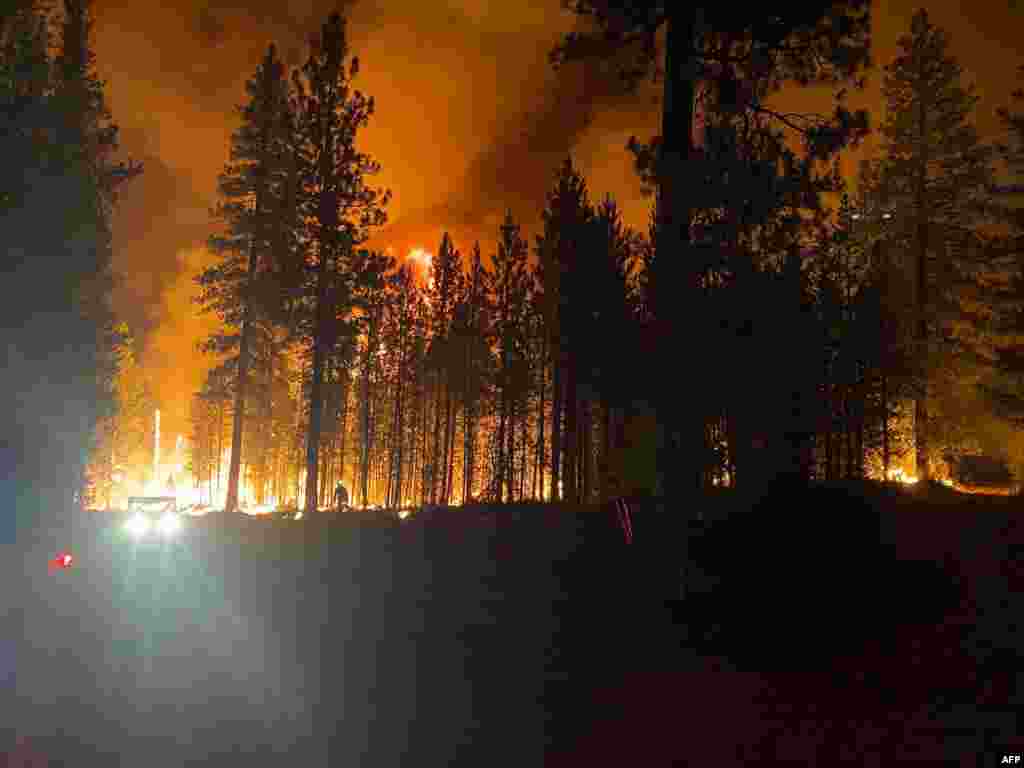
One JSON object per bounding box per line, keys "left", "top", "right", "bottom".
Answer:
{"left": 1, "top": 0, "right": 140, "bottom": 522}
{"left": 535, "top": 157, "right": 592, "bottom": 501}
{"left": 582, "top": 195, "right": 643, "bottom": 501}
{"left": 424, "top": 232, "right": 462, "bottom": 504}
{"left": 487, "top": 211, "right": 531, "bottom": 502}
{"left": 454, "top": 242, "right": 491, "bottom": 504}
{"left": 197, "top": 43, "right": 294, "bottom": 512}
{"left": 551, "top": 1, "right": 873, "bottom": 507}
{"left": 873, "top": 9, "right": 995, "bottom": 482}
{"left": 291, "top": 11, "right": 390, "bottom": 513}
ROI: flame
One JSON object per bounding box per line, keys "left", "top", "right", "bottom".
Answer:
{"left": 886, "top": 468, "right": 918, "bottom": 485}
{"left": 408, "top": 247, "right": 430, "bottom": 268}
{"left": 408, "top": 247, "right": 434, "bottom": 290}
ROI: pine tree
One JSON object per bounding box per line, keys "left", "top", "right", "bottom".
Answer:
{"left": 1, "top": 0, "right": 140, "bottom": 519}
{"left": 291, "top": 11, "right": 390, "bottom": 513}
{"left": 994, "top": 65, "right": 1024, "bottom": 230}
{"left": 584, "top": 194, "right": 643, "bottom": 501}
{"left": 425, "top": 232, "right": 462, "bottom": 504}
{"left": 551, "top": 2, "right": 873, "bottom": 505}
{"left": 382, "top": 264, "right": 419, "bottom": 508}
{"left": 875, "top": 9, "right": 995, "bottom": 482}
{"left": 454, "top": 242, "right": 490, "bottom": 504}
{"left": 197, "top": 43, "right": 293, "bottom": 512}
{"left": 535, "top": 157, "right": 592, "bottom": 502}
{"left": 488, "top": 210, "right": 531, "bottom": 502}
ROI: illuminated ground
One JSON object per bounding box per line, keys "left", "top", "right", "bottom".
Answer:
{"left": 3, "top": 487, "right": 1022, "bottom": 765}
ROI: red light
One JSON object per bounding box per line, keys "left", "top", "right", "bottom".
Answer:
{"left": 50, "top": 552, "right": 73, "bottom": 571}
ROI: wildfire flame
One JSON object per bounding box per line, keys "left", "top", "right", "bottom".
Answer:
{"left": 887, "top": 468, "right": 918, "bottom": 485}
{"left": 408, "top": 247, "right": 433, "bottom": 289}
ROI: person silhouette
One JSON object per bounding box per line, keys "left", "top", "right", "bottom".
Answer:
{"left": 333, "top": 481, "right": 349, "bottom": 512}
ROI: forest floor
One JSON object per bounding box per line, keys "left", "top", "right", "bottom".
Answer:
{"left": 3, "top": 482, "right": 1022, "bottom": 766}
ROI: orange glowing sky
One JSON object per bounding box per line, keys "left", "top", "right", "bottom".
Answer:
{"left": 89, "top": 0, "right": 1023, "bottom": 436}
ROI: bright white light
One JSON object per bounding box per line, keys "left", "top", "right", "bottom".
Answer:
{"left": 851, "top": 213, "right": 861, "bottom": 220}
{"left": 125, "top": 514, "right": 151, "bottom": 538}
{"left": 398, "top": 509, "right": 411, "bottom": 520}
{"left": 158, "top": 513, "right": 182, "bottom": 536}
{"left": 294, "top": 511, "right": 303, "bottom": 520}
{"left": 882, "top": 212, "right": 893, "bottom": 220}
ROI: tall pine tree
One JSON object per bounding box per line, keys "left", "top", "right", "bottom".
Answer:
{"left": 197, "top": 43, "right": 293, "bottom": 512}
{"left": 875, "top": 9, "right": 995, "bottom": 482}
{"left": 291, "top": 11, "right": 390, "bottom": 513}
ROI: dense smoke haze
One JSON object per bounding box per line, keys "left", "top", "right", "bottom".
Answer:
{"left": 88, "top": 0, "right": 1023, "bottom": 436}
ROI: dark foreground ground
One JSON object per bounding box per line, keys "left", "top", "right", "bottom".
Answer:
{"left": 2, "top": 483, "right": 1022, "bottom": 766}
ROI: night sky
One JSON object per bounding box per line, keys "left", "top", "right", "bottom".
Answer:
{"left": 89, "top": 0, "right": 1023, "bottom": 436}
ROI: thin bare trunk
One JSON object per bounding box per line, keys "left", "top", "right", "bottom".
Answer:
{"left": 581, "top": 398, "right": 592, "bottom": 503}
{"left": 599, "top": 401, "right": 611, "bottom": 502}
{"left": 563, "top": 356, "right": 578, "bottom": 504}
{"left": 550, "top": 356, "right": 562, "bottom": 502}
{"left": 304, "top": 259, "right": 330, "bottom": 513}
{"left": 519, "top": 405, "right": 527, "bottom": 501}
{"left": 444, "top": 388, "right": 456, "bottom": 505}
{"left": 359, "top": 317, "right": 375, "bottom": 508}
{"left": 914, "top": 81, "right": 930, "bottom": 484}
{"left": 534, "top": 344, "right": 545, "bottom": 499}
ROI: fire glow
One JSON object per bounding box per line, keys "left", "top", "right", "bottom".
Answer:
{"left": 408, "top": 247, "right": 433, "bottom": 289}
{"left": 886, "top": 468, "right": 919, "bottom": 485}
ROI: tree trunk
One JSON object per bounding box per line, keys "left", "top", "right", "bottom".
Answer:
{"left": 563, "top": 355, "right": 578, "bottom": 505}
{"left": 428, "top": 367, "right": 443, "bottom": 504}
{"left": 338, "top": 375, "right": 349, "bottom": 492}
{"left": 215, "top": 401, "right": 223, "bottom": 502}
{"left": 845, "top": 400, "right": 854, "bottom": 480}
{"left": 319, "top": 438, "right": 329, "bottom": 505}
{"left": 463, "top": 398, "right": 474, "bottom": 504}
{"left": 224, "top": 254, "right": 255, "bottom": 513}
{"left": 535, "top": 338, "right": 546, "bottom": 500}
{"left": 420, "top": 379, "right": 430, "bottom": 505}
{"left": 550, "top": 355, "right": 563, "bottom": 502}
{"left": 824, "top": 406, "right": 833, "bottom": 482}
{"left": 463, "top": 329, "right": 475, "bottom": 504}
{"left": 856, "top": 407, "right": 865, "bottom": 479}
{"left": 653, "top": 6, "right": 700, "bottom": 510}
{"left": 391, "top": 338, "right": 406, "bottom": 509}
{"left": 914, "top": 88, "right": 931, "bottom": 484}
{"left": 494, "top": 378, "right": 507, "bottom": 503}
{"left": 443, "top": 384, "right": 455, "bottom": 505}
{"left": 304, "top": 248, "right": 331, "bottom": 513}
{"left": 519, "top": 406, "right": 527, "bottom": 501}
{"left": 359, "top": 318, "right": 375, "bottom": 508}
{"left": 881, "top": 371, "right": 890, "bottom": 480}
{"left": 580, "top": 398, "right": 592, "bottom": 503}
{"left": 509, "top": 399, "right": 517, "bottom": 502}
{"left": 596, "top": 401, "right": 608, "bottom": 501}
